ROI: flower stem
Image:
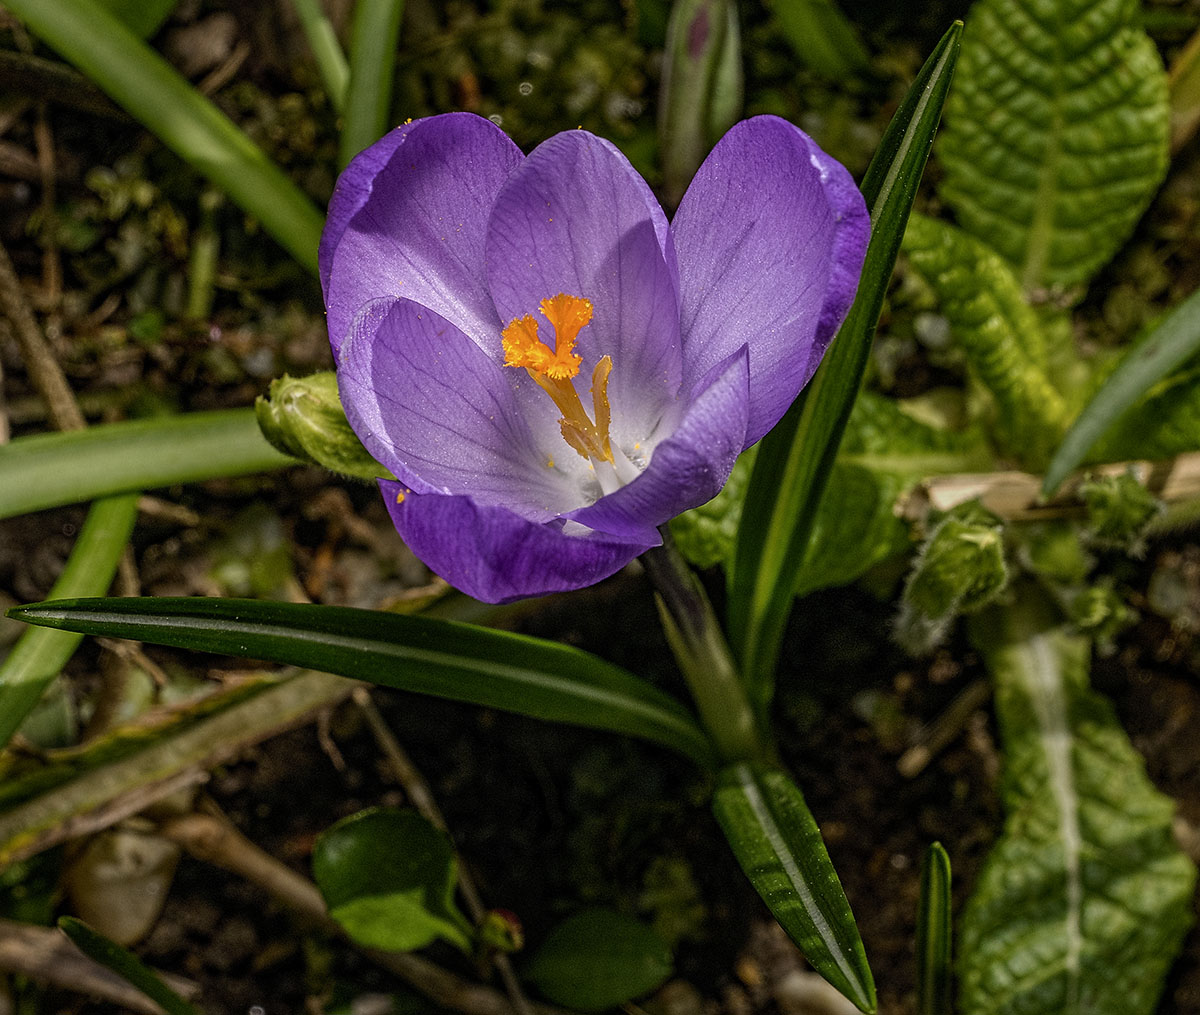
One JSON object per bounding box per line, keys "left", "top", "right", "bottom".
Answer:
{"left": 641, "top": 530, "right": 767, "bottom": 764}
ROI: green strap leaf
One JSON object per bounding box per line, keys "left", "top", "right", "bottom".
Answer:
{"left": 713, "top": 762, "right": 875, "bottom": 1013}
{"left": 290, "top": 0, "right": 350, "bottom": 113}
{"left": 962, "top": 588, "right": 1196, "bottom": 1015}
{"left": 7, "top": 597, "right": 716, "bottom": 769}
{"left": 0, "top": 410, "right": 296, "bottom": 521}
{"left": 339, "top": 0, "right": 406, "bottom": 167}
{"left": 1044, "top": 282, "right": 1200, "bottom": 492}
{"left": 0, "top": 494, "right": 138, "bottom": 749}
{"left": 6, "top": 0, "right": 324, "bottom": 274}
{"left": 902, "top": 213, "right": 1072, "bottom": 468}
{"left": 728, "top": 22, "right": 962, "bottom": 710}
{"left": 766, "top": 0, "right": 871, "bottom": 79}
{"left": 58, "top": 917, "right": 202, "bottom": 1015}
{"left": 937, "top": 0, "right": 1169, "bottom": 297}
{"left": 916, "top": 843, "right": 953, "bottom": 1015}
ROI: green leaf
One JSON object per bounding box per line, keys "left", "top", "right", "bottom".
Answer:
{"left": 713, "top": 762, "right": 875, "bottom": 1013}
{"left": 6, "top": 0, "right": 324, "bottom": 274}
{"left": 525, "top": 908, "right": 674, "bottom": 1011}
{"left": 670, "top": 447, "right": 755, "bottom": 570}
{"left": 97, "top": 0, "right": 176, "bottom": 38}
{"left": 767, "top": 0, "right": 871, "bottom": 79}
{"left": 0, "top": 494, "right": 138, "bottom": 749}
{"left": 0, "top": 410, "right": 296, "bottom": 522}
{"left": 937, "top": 0, "right": 1169, "bottom": 297}
{"left": 1044, "top": 281, "right": 1200, "bottom": 492}
{"left": 339, "top": 0, "right": 405, "bottom": 167}
{"left": 961, "top": 588, "right": 1196, "bottom": 1015}
{"left": 58, "top": 917, "right": 201, "bottom": 1015}
{"left": 314, "top": 808, "right": 473, "bottom": 953}
{"left": 902, "top": 214, "right": 1071, "bottom": 467}
{"left": 728, "top": 22, "right": 962, "bottom": 711}
{"left": 289, "top": 0, "right": 349, "bottom": 113}
{"left": 916, "top": 843, "right": 952, "bottom": 1015}
{"left": 7, "top": 598, "right": 716, "bottom": 768}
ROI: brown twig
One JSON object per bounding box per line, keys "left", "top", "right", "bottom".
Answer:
{"left": 896, "top": 678, "right": 992, "bottom": 779}
{"left": 352, "top": 688, "right": 536, "bottom": 1015}
{"left": 159, "top": 806, "right": 560, "bottom": 1015}
{"left": 0, "top": 917, "right": 198, "bottom": 1013}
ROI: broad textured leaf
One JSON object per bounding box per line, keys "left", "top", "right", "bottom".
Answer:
{"left": 728, "top": 23, "right": 962, "bottom": 708}
{"left": 962, "top": 589, "right": 1196, "bottom": 1015}
{"left": 713, "top": 762, "right": 875, "bottom": 1013}
{"left": 59, "top": 917, "right": 200, "bottom": 1015}
{"left": 7, "top": 597, "right": 716, "bottom": 768}
{"left": 903, "top": 214, "right": 1072, "bottom": 468}
{"left": 525, "top": 908, "right": 674, "bottom": 1011}
{"left": 937, "top": 0, "right": 1169, "bottom": 296}
{"left": 314, "top": 808, "right": 472, "bottom": 953}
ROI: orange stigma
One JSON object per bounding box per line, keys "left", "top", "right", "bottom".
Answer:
{"left": 501, "top": 293, "right": 613, "bottom": 464}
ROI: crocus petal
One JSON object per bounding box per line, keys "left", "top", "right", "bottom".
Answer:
{"left": 382, "top": 481, "right": 657, "bottom": 603}
{"left": 567, "top": 347, "right": 750, "bottom": 541}
{"left": 324, "top": 113, "right": 524, "bottom": 356}
{"left": 671, "top": 115, "right": 869, "bottom": 446}
{"left": 485, "top": 131, "right": 683, "bottom": 440}
{"left": 339, "top": 298, "right": 586, "bottom": 518}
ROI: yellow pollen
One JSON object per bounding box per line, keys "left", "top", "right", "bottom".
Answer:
{"left": 500, "top": 293, "right": 614, "bottom": 464}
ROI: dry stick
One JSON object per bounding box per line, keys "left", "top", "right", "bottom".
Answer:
{"left": 33, "top": 107, "right": 61, "bottom": 316}
{"left": 351, "top": 688, "right": 536, "bottom": 1015}
{"left": 896, "top": 678, "right": 992, "bottom": 779}
{"left": 158, "top": 806, "right": 561, "bottom": 1015}
{"left": 0, "top": 916, "right": 198, "bottom": 1014}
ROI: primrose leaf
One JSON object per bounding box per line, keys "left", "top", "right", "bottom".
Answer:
{"left": 903, "top": 214, "right": 1072, "bottom": 468}
{"left": 525, "top": 908, "right": 674, "bottom": 1011}
{"left": 713, "top": 762, "right": 875, "bottom": 1013}
{"left": 314, "top": 808, "right": 473, "bottom": 953}
{"left": 962, "top": 588, "right": 1196, "bottom": 1015}
{"left": 937, "top": 0, "right": 1169, "bottom": 297}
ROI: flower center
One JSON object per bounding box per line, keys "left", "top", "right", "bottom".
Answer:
{"left": 502, "top": 293, "right": 616, "bottom": 466}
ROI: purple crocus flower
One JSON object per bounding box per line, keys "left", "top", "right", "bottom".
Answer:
{"left": 320, "top": 112, "right": 868, "bottom": 603}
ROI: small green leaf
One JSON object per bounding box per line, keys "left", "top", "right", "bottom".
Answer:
{"left": 728, "top": 22, "right": 962, "bottom": 710}
{"left": 59, "top": 917, "right": 201, "bottom": 1015}
{"left": 937, "top": 0, "right": 1169, "bottom": 296}
{"left": 525, "top": 908, "right": 673, "bottom": 1012}
{"left": 713, "top": 763, "right": 875, "bottom": 1013}
{"left": 97, "top": 0, "right": 176, "bottom": 38}
{"left": 962, "top": 588, "right": 1197, "bottom": 1015}
{"left": 766, "top": 0, "right": 871, "bottom": 79}
{"left": 916, "top": 843, "right": 952, "bottom": 1015}
{"left": 1044, "top": 282, "right": 1200, "bottom": 492}
{"left": 6, "top": 597, "right": 716, "bottom": 768}
{"left": 314, "top": 808, "right": 473, "bottom": 953}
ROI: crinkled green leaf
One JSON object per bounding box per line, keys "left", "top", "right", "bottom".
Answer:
{"left": 670, "top": 448, "right": 755, "bottom": 570}
{"left": 314, "top": 808, "right": 473, "bottom": 953}
{"left": 962, "top": 588, "right": 1196, "bottom": 1015}
{"left": 903, "top": 214, "right": 1072, "bottom": 467}
{"left": 937, "top": 0, "right": 1169, "bottom": 297}
{"left": 525, "top": 908, "right": 674, "bottom": 1011}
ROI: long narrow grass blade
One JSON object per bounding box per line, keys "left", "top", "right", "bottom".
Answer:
{"left": 0, "top": 495, "right": 138, "bottom": 748}
{"left": 917, "top": 842, "right": 953, "bottom": 1015}
{"left": 0, "top": 410, "right": 295, "bottom": 521}
{"left": 6, "top": 0, "right": 324, "bottom": 274}
{"left": 339, "top": 0, "right": 406, "bottom": 167}
{"left": 290, "top": 0, "right": 350, "bottom": 113}
{"left": 59, "top": 918, "right": 201, "bottom": 1015}
{"left": 1043, "top": 283, "right": 1200, "bottom": 494}
{"left": 728, "top": 22, "right": 963, "bottom": 709}
{"left": 8, "top": 597, "right": 717, "bottom": 768}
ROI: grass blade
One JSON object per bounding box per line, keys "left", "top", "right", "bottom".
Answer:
{"left": 728, "top": 21, "right": 963, "bottom": 708}
{"left": 0, "top": 410, "right": 295, "bottom": 521}
{"left": 917, "top": 842, "right": 953, "bottom": 1015}
{"left": 6, "top": 0, "right": 324, "bottom": 274}
{"left": 1043, "top": 283, "right": 1200, "bottom": 493}
{"left": 59, "top": 917, "right": 202, "bottom": 1015}
{"left": 290, "top": 0, "right": 350, "bottom": 113}
{"left": 0, "top": 495, "right": 138, "bottom": 748}
{"left": 339, "top": 0, "right": 406, "bottom": 167}
{"left": 7, "top": 597, "right": 717, "bottom": 768}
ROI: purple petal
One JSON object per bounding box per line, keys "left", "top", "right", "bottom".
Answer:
{"left": 568, "top": 347, "right": 750, "bottom": 540}
{"left": 671, "top": 115, "right": 869, "bottom": 446}
{"left": 324, "top": 113, "right": 524, "bottom": 356}
{"left": 485, "top": 131, "right": 683, "bottom": 442}
{"left": 381, "top": 481, "right": 657, "bottom": 603}
{"left": 339, "top": 298, "right": 589, "bottom": 518}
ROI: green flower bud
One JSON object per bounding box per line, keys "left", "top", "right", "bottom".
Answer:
{"left": 477, "top": 909, "right": 524, "bottom": 954}
{"left": 1078, "top": 471, "right": 1162, "bottom": 550}
{"left": 255, "top": 372, "right": 389, "bottom": 481}
{"left": 1066, "top": 581, "right": 1136, "bottom": 650}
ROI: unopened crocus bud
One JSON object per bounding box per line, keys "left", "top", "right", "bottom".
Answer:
{"left": 255, "top": 372, "right": 389, "bottom": 481}
{"left": 1079, "top": 471, "right": 1162, "bottom": 550}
